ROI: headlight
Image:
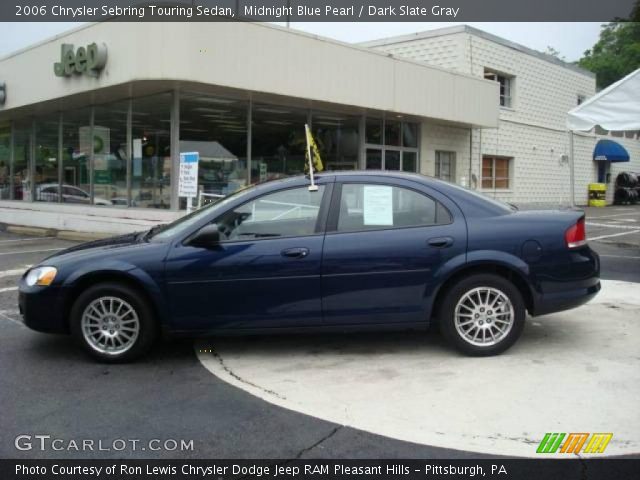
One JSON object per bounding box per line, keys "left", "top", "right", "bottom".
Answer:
{"left": 25, "top": 266, "right": 57, "bottom": 287}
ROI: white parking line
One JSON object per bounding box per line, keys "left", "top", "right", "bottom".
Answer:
{"left": 590, "top": 230, "right": 640, "bottom": 241}
{"left": 599, "top": 254, "right": 640, "bottom": 260}
{"left": 588, "top": 212, "right": 640, "bottom": 219}
{"left": 0, "top": 267, "right": 30, "bottom": 278}
{"left": 586, "top": 222, "right": 640, "bottom": 230}
{"left": 0, "top": 286, "right": 18, "bottom": 293}
{"left": 0, "top": 248, "right": 63, "bottom": 256}
{"left": 0, "top": 236, "right": 54, "bottom": 243}
{"left": 0, "top": 310, "right": 24, "bottom": 327}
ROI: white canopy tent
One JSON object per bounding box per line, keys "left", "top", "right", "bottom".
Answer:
{"left": 565, "top": 68, "right": 640, "bottom": 206}
{"left": 567, "top": 68, "right": 640, "bottom": 131}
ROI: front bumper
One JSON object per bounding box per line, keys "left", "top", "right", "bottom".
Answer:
{"left": 19, "top": 283, "right": 69, "bottom": 334}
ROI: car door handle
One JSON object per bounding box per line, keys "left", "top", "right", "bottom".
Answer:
{"left": 427, "top": 236, "right": 454, "bottom": 248}
{"left": 281, "top": 247, "right": 310, "bottom": 258}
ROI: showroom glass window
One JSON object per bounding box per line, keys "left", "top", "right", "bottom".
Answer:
{"left": 251, "top": 104, "right": 308, "bottom": 183}
{"left": 336, "top": 184, "right": 451, "bottom": 232}
{"left": 131, "top": 94, "right": 172, "bottom": 209}
{"left": 0, "top": 122, "right": 9, "bottom": 199}
{"left": 215, "top": 185, "right": 325, "bottom": 241}
{"left": 13, "top": 119, "right": 32, "bottom": 201}
{"left": 364, "top": 117, "right": 418, "bottom": 171}
{"left": 180, "top": 93, "right": 248, "bottom": 204}
{"left": 311, "top": 112, "right": 360, "bottom": 171}
{"left": 61, "top": 108, "right": 91, "bottom": 203}
{"left": 93, "top": 101, "right": 129, "bottom": 207}
{"left": 34, "top": 114, "right": 60, "bottom": 203}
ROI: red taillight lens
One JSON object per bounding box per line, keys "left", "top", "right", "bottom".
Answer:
{"left": 565, "top": 217, "right": 587, "bottom": 248}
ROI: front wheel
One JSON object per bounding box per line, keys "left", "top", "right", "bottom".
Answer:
{"left": 439, "top": 274, "right": 526, "bottom": 356}
{"left": 70, "top": 283, "right": 157, "bottom": 363}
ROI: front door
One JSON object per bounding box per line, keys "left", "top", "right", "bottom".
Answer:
{"left": 165, "top": 183, "right": 331, "bottom": 332}
{"left": 321, "top": 178, "right": 466, "bottom": 325}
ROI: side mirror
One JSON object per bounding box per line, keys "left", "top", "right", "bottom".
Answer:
{"left": 188, "top": 224, "right": 220, "bottom": 248}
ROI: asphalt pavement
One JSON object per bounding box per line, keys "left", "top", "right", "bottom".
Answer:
{"left": 1, "top": 205, "right": 639, "bottom": 460}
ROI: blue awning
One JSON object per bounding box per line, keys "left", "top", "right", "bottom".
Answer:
{"left": 593, "top": 139, "right": 630, "bottom": 162}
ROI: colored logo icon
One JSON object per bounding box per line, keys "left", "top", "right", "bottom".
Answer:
{"left": 536, "top": 433, "right": 613, "bottom": 454}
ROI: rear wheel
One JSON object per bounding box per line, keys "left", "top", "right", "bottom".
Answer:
{"left": 70, "top": 283, "right": 157, "bottom": 363}
{"left": 439, "top": 274, "right": 525, "bottom": 356}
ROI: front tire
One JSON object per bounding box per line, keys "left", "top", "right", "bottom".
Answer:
{"left": 439, "top": 274, "right": 525, "bottom": 356}
{"left": 70, "top": 282, "right": 157, "bottom": 363}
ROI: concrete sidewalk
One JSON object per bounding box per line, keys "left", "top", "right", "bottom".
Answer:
{"left": 197, "top": 279, "right": 640, "bottom": 458}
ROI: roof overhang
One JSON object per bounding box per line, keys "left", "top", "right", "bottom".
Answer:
{"left": 0, "top": 22, "right": 499, "bottom": 128}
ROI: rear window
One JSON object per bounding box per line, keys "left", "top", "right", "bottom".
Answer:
{"left": 337, "top": 183, "right": 452, "bottom": 232}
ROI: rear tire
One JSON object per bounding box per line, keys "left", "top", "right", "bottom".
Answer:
{"left": 439, "top": 274, "right": 525, "bottom": 356}
{"left": 70, "top": 282, "right": 157, "bottom": 363}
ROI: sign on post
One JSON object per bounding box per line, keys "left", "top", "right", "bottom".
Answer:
{"left": 179, "top": 152, "right": 199, "bottom": 211}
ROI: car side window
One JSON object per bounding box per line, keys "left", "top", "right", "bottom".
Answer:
{"left": 336, "top": 183, "right": 451, "bottom": 232}
{"left": 215, "top": 185, "right": 325, "bottom": 241}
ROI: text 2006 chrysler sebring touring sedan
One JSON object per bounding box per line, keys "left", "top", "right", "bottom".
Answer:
{"left": 19, "top": 172, "right": 600, "bottom": 362}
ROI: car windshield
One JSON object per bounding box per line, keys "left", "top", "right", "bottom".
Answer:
{"left": 150, "top": 186, "right": 257, "bottom": 241}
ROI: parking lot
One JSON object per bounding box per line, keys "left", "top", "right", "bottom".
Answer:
{"left": 1, "top": 205, "right": 640, "bottom": 459}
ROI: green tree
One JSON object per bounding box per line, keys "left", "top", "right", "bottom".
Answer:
{"left": 578, "top": 20, "right": 640, "bottom": 89}
{"left": 544, "top": 46, "right": 565, "bottom": 61}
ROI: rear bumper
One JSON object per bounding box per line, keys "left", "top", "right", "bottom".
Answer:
{"left": 19, "top": 284, "right": 69, "bottom": 334}
{"left": 532, "top": 278, "right": 601, "bottom": 316}
{"left": 531, "top": 246, "right": 601, "bottom": 316}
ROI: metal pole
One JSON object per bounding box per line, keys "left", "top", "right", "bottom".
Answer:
{"left": 58, "top": 112, "right": 63, "bottom": 203}
{"left": 305, "top": 124, "right": 317, "bottom": 191}
{"left": 569, "top": 131, "right": 575, "bottom": 207}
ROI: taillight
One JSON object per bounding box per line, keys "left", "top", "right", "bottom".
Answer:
{"left": 565, "top": 217, "right": 587, "bottom": 248}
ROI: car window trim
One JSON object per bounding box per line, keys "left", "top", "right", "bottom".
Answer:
{"left": 326, "top": 180, "right": 453, "bottom": 234}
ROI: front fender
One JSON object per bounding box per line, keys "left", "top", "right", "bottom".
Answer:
{"left": 62, "top": 261, "right": 171, "bottom": 327}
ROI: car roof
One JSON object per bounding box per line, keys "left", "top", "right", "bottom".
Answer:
{"left": 280, "top": 170, "right": 440, "bottom": 183}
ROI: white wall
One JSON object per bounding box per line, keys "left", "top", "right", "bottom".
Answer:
{"left": 369, "top": 27, "right": 640, "bottom": 206}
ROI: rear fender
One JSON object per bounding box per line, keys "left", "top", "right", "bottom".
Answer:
{"left": 426, "top": 250, "right": 534, "bottom": 320}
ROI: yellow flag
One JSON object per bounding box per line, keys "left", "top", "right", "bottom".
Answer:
{"left": 305, "top": 126, "right": 324, "bottom": 173}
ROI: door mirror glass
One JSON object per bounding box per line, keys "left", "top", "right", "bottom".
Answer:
{"left": 188, "top": 224, "right": 220, "bottom": 248}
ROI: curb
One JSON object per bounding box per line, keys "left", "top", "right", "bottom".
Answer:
{"left": 3, "top": 224, "right": 112, "bottom": 242}
{"left": 5, "top": 225, "right": 57, "bottom": 238}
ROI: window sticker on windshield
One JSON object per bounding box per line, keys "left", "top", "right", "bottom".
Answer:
{"left": 363, "top": 185, "right": 393, "bottom": 226}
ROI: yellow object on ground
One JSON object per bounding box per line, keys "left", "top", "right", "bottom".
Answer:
{"left": 588, "top": 183, "right": 607, "bottom": 207}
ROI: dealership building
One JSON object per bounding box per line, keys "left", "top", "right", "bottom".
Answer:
{"left": 0, "top": 22, "right": 637, "bottom": 234}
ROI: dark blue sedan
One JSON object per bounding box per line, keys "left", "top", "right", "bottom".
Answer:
{"left": 19, "top": 172, "right": 600, "bottom": 362}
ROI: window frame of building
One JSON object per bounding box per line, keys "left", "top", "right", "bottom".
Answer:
{"left": 484, "top": 69, "right": 514, "bottom": 109}
{"left": 3, "top": 93, "right": 424, "bottom": 210}
{"left": 363, "top": 116, "right": 419, "bottom": 172}
{"left": 434, "top": 151, "right": 456, "bottom": 183}
{"left": 481, "top": 155, "right": 513, "bottom": 190}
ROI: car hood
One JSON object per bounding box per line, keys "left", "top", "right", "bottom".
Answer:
{"left": 42, "top": 232, "right": 144, "bottom": 262}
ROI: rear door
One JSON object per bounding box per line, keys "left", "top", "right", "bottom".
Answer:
{"left": 321, "top": 176, "right": 466, "bottom": 325}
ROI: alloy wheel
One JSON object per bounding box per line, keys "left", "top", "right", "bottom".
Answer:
{"left": 454, "top": 287, "right": 514, "bottom": 347}
{"left": 80, "top": 296, "right": 140, "bottom": 355}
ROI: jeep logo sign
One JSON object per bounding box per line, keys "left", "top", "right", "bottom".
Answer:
{"left": 54, "top": 43, "right": 107, "bottom": 78}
